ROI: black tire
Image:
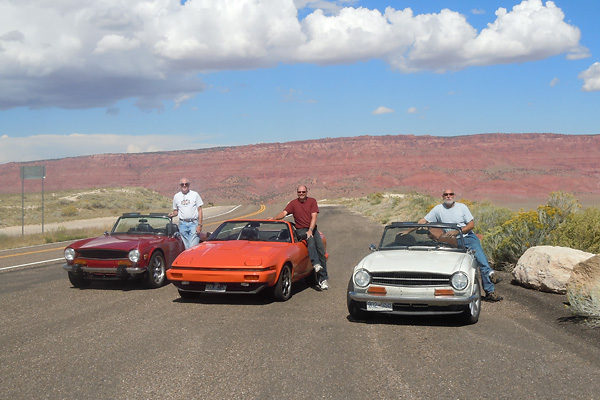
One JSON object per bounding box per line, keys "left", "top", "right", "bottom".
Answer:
{"left": 68, "top": 272, "right": 91, "bottom": 288}
{"left": 178, "top": 289, "right": 199, "bottom": 299}
{"left": 461, "top": 277, "right": 481, "bottom": 325}
{"left": 347, "top": 278, "right": 372, "bottom": 320}
{"left": 272, "top": 264, "right": 293, "bottom": 302}
{"left": 146, "top": 252, "right": 167, "bottom": 288}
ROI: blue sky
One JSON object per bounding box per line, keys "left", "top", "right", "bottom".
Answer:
{"left": 0, "top": 0, "right": 599, "bottom": 164}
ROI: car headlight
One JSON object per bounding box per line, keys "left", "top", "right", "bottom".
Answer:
{"left": 450, "top": 272, "right": 469, "bottom": 291}
{"left": 353, "top": 269, "right": 371, "bottom": 288}
{"left": 64, "top": 247, "right": 75, "bottom": 261}
{"left": 129, "top": 249, "right": 141, "bottom": 263}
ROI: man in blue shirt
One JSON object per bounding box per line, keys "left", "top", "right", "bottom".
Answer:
{"left": 419, "top": 189, "right": 503, "bottom": 302}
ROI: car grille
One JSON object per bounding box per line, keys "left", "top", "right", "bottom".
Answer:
{"left": 371, "top": 271, "right": 450, "bottom": 286}
{"left": 77, "top": 249, "right": 128, "bottom": 260}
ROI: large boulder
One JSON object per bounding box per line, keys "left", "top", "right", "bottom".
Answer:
{"left": 512, "top": 246, "right": 594, "bottom": 294}
{"left": 567, "top": 254, "right": 600, "bottom": 296}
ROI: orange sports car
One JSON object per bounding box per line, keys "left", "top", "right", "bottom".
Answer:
{"left": 167, "top": 219, "right": 327, "bottom": 301}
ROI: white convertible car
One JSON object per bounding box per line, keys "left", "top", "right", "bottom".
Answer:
{"left": 347, "top": 222, "right": 481, "bottom": 324}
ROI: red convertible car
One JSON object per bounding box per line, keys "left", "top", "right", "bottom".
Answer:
{"left": 167, "top": 219, "right": 327, "bottom": 301}
{"left": 63, "top": 213, "right": 186, "bottom": 288}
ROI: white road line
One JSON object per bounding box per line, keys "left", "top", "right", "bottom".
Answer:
{"left": 1, "top": 258, "right": 64, "bottom": 271}
{"left": 205, "top": 205, "right": 241, "bottom": 219}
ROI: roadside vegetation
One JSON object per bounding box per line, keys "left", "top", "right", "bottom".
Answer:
{"left": 0, "top": 187, "right": 173, "bottom": 249}
{"left": 331, "top": 190, "right": 600, "bottom": 327}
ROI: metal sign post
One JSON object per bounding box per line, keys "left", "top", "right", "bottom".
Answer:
{"left": 20, "top": 165, "right": 46, "bottom": 236}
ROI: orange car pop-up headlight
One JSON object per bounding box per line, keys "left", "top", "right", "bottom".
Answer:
{"left": 244, "top": 258, "right": 262, "bottom": 266}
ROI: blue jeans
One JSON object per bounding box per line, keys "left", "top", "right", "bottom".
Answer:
{"left": 179, "top": 220, "right": 199, "bottom": 249}
{"left": 297, "top": 226, "right": 328, "bottom": 282}
{"left": 463, "top": 233, "right": 495, "bottom": 294}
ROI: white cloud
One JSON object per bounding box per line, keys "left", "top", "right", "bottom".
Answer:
{"left": 0, "top": 0, "right": 585, "bottom": 109}
{"left": 93, "top": 35, "right": 141, "bottom": 54}
{"left": 0, "top": 133, "right": 213, "bottom": 164}
{"left": 579, "top": 62, "right": 600, "bottom": 92}
{"left": 550, "top": 77, "right": 559, "bottom": 87}
{"left": 372, "top": 106, "right": 393, "bottom": 115}
{"left": 407, "top": 107, "right": 418, "bottom": 114}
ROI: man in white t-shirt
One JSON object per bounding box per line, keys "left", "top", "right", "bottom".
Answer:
{"left": 168, "top": 178, "right": 204, "bottom": 248}
{"left": 419, "top": 189, "right": 503, "bottom": 302}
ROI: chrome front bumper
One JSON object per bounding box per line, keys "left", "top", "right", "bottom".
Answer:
{"left": 63, "top": 264, "right": 147, "bottom": 276}
{"left": 348, "top": 291, "right": 477, "bottom": 306}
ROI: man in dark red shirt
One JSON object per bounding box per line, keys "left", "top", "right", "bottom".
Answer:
{"left": 272, "top": 185, "right": 329, "bottom": 290}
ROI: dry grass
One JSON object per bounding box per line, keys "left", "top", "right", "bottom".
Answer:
{"left": 324, "top": 192, "right": 436, "bottom": 225}
{"left": 0, "top": 187, "right": 172, "bottom": 250}
{"left": 1, "top": 187, "right": 172, "bottom": 228}
{"left": 0, "top": 225, "right": 113, "bottom": 250}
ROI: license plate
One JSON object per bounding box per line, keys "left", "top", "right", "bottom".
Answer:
{"left": 367, "top": 301, "right": 393, "bottom": 311}
{"left": 206, "top": 283, "right": 227, "bottom": 292}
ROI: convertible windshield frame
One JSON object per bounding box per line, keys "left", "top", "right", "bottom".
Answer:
{"left": 378, "top": 222, "right": 466, "bottom": 251}
{"left": 208, "top": 220, "right": 294, "bottom": 243}
{"left": 111, "top": 213, "right": 172, "bottom": 235}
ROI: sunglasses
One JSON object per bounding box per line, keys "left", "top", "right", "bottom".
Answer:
{"left": 443, "top": 193, "right": 454, "bottom": 196}
{"left": 297, "top": 191, "right": 307, "bottom": 194}
{"left": 180, "top": 183, "right": 189, "bottom": 187}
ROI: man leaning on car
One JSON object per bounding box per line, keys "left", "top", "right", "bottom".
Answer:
{"left": 168, "top": 178, "right": 204, "bottom": 249}
{"left": 271, "top": 185, "right": 329, "bottom": 291}
{"left": 418, "top": 189, "right": 503, "bottom": 302}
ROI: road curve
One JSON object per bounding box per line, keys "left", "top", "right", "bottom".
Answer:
{"left": 1, "top": 205, "right": 599, "bottom": 399}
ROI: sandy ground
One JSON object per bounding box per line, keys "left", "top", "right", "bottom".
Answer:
{"left": 0, "top": 206, "right": 237, "bottom": 236}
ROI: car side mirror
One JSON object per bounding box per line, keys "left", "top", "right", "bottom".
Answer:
{"left": 369, "top": 244, "right": 377, "bottom": 252}
{"left": 103, "top": 231, "right": 110, "bottom": 236}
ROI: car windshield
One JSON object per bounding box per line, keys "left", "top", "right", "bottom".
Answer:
{"left": 379, "top": 223, "right": 465, "bottom": 251}
{"left": 112, "top": 215, "right": 172, "bottom": 235}
{"left": 209, "top": 220, "right": 293, "bottom": 243}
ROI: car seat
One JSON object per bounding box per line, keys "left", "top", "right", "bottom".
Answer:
{"left": 394, "top": 234, "right": 416, "bottom": 246}
{"left": 239, "top": 227, "right": 259, "bottom": 240}
{"left": 137, "top": 223, "right": 152, "bottom": 232}
{"left": 276, "top": 228, "right": 291, "bottom": 242}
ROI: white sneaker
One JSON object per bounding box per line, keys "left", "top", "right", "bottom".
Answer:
{"left": 313, "top": 264, "right": 323, "bottom": 273}
{"left": 318, "top": 280, "right": 329, "bottom": 290}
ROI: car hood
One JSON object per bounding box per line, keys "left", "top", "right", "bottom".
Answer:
{"left": 71, "top": 234, "right": 158, "bottom": 251}
{"left": 357, "top": 249, "right": 470, "bottom": 274}
{"left": 173, "top": 241, "right": 285, "bottom": 268}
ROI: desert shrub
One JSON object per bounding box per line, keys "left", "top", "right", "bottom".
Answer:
{"left": 482, "top": 205, "right": 564, "bottom": 270}
{"left": 61, "top": 205, "right": 78, "bottom": 217}
{"left": 470, "top": 201, "right": 513, "bottom": 235}
{"left": 549, "top": 207, "right": 600, "bottom": 253}
{"left": 405, "top": 192, "right": 437, "bottom": 220}
{"left": 547, "top": 191, "right": 581, "bottom": 219}
{"left": 567, "top": 285, "right": 600, "bottom": 328}
{"left": 368, "top": 192, "right": 384, "bottom": 205}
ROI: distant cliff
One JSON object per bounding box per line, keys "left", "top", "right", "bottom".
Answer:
{"left": 3, "top": 133, "right": 600, "bottom": 204}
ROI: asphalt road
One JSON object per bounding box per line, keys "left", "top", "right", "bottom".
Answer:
{"left": 1, "top": 205, "right": 599, "bottom": 399}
